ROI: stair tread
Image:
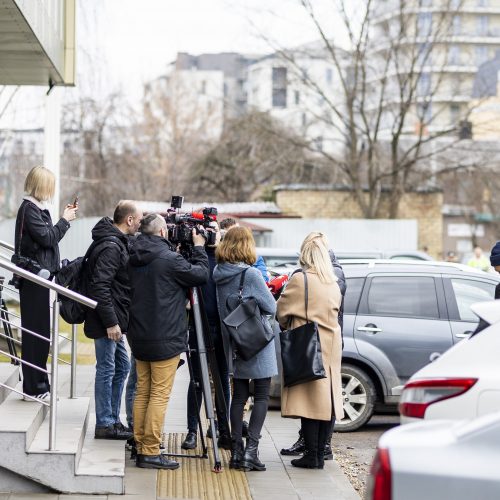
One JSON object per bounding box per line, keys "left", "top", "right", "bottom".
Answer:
{"left": 0, "top": 363, "right": 18, "bottom": 384}
{"left": 0, "top": 384, "right": 45, "bottom": 432}
{"left": 28, "top": 397, "right": 89, "bottom": 454}
{"left": 76, "top": 416, "right": 125, "bottom": 477}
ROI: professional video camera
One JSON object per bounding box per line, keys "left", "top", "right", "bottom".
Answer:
{"left": 8, "top": 254, "right": 50, "bottom": 289}
{"left": 165, "top": 196, "right": 218, "bottom": 252}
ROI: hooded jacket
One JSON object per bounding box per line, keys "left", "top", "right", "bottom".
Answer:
{"left": 83, "top": 217, "right": 131, "bottom": 339}
{"left": 127, "top": 234, "right": 209, "bottom": 362}
{"left": 213, "top": 263, "right": 277, "bottom": 379}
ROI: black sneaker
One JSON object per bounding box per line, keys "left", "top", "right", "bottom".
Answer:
{"left": 136, "top": 454, "right": 179, "bottom": 470}
{"left": 95, "top": 424, "right": 133, "bottom": 440}
{"left": 181, "top": 431, "right": 197, "bottom": 450}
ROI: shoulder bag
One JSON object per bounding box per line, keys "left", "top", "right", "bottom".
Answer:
{"left": 280, "top": 271, "right": 326, "bottom": 387}
{"left": 222, "top": 268, "right": 275, "bottom": 361}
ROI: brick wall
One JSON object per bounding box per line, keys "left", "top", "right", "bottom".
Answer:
{"left": 275, "top": 189, "right": 443, "bottom": 258}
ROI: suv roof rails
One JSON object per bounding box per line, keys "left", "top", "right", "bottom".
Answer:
{"left": 337, "top": 259, "right": 486, "bottom": 273}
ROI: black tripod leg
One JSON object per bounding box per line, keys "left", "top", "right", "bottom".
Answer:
{"left": 185, "top": 338, "right": 207, "bottom": 457}
{"left": 190, "top": 287, "right": 222, "bottom": 472}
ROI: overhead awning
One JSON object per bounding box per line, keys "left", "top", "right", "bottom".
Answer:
{"left": 0, "top": 0, "right": 75, "bottom": 86}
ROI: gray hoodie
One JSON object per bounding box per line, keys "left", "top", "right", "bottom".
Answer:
{"left": 213, "top": 262, "right": 278, "bottom": 379}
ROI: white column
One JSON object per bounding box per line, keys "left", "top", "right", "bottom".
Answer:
{"left": 44, "top": 87, "right": 62, "bottom": 221}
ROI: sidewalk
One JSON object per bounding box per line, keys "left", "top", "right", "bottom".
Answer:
{"left": 4, "top": 359, "right": 360, "bottom": 500}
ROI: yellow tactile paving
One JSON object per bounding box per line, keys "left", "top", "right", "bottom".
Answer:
{"left": 157, "top": 433, "right": 251, "bottom": 500}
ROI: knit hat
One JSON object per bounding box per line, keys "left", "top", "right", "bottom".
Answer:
{"left": 490, "top": 241, "right": 500, "bottom": 267}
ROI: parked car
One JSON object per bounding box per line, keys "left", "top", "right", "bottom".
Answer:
{"left": 336, "top": 250, "right": 433, "bottom": 261}
{"left": 269, "top": 260, "right": 500, "bottom": 432}
{"left": 365, "top": 412, "right": 500, "bottom": 500}
{"left": 399, "top": 300, "right": 500, "bottom": 424}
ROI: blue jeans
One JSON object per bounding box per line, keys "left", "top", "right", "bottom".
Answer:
{"left": 125, "top": 354, "right": 137, "bottom": 428}
{"left": 94, "top": 337, "right": 131, "bottom": 428}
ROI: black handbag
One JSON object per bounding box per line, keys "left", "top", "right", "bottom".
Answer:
{"left": 280, "top": 271, "right": 326, "bottom": 387}
{"left": 222, "top": 268, "right": 275, "bottom": 361}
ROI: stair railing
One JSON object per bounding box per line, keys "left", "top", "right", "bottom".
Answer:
{"left": 0, "top": 242, "right": 96, "bottom": 451}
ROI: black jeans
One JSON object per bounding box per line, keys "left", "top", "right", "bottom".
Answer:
{"left": 231, "top": 377, "right": 271, "bottom": 442}
{"left": 19, "top": 279, "right": 50, "bottom": 396}
{"left": 186, "top": 324, "right": 231, "bottom": 433}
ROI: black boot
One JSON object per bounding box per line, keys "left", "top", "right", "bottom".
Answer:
{"left": 323, "top": 441, "right": 333, "bottom": 461}
{"left": 217, "top": 432, "right": 232, "bottom": 450}
{"left": 292, "top": 418, "right": 321, "bottom": 469}
{"left": 291, "top": 452, "right": 320, "bottom": 469}
{"left": 181, "top": 431, "right": 197, "bottom": 450}
{"left": 240, "top": 438, "right": 266, "bottom": 471}
{"left": 229, "top": 439, "right": 244, "bottom": 469}
{"left": 280, "top": 429, "right": 305, "bottom": 456}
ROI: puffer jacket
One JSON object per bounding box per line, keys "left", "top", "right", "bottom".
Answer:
{"left": 83, "top": 217, "right": 131, "bottom": 339}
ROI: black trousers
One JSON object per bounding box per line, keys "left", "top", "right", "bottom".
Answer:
{"left": 19, "top": 279, "right": 51, "bottom": 396}
{"left": 231, "top": 377, "right": 271, "bottom": 442}
{"left": 301, "top": 417, "right": 333, "bottom": 456}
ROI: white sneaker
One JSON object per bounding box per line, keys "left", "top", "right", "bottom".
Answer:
{"left": 23, "top": 392, "right": 50, "bottom": 402}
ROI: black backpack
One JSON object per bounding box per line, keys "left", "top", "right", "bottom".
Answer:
{"left": 56, "top": 236, "right": 123, "bottom": 324}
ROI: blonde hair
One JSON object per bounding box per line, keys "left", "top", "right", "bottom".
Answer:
{"left": 216, "top": 226, "right": 257, "bottom": 265}
{"left": 299, "top": 232, "right": 335, "bottom": 284}
{"left": 24, "top": 166, "right": 55, "bottom": 202}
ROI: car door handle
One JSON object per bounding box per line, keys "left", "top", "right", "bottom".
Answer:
{"left": 455, "top": 331, "right": 473, "bottom": 339}
{"left": 357, "top": 325, "right": 382, "bottom": 333}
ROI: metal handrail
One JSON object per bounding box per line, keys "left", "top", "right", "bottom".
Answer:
{"left": 0, "top": 240, "right": 14, "bottom": 252}
{"left": 0, "top": 256, "right": 97, "bottom": 308}
{"left": 0, "top": 251, "right": 97, "bottom": 450}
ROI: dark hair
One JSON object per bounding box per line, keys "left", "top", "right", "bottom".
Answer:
{"left": 220, "top": 217, "right": 237, "bottom": 230}
{"left": 113, "top": 200, "right": 138, "bottom": 224}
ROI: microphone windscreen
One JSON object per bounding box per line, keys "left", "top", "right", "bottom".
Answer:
{"left": 38, "top": 269, "right": 51, "bottom": 280}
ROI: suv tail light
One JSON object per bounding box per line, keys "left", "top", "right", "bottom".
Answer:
{"left": 366, "top": 448, "right": 391, "bottom": 500}
{"left": 399, "top": 378, "right": 478, "bottom": 418}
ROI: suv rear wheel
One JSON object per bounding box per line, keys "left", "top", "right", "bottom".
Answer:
{"left": 335, "top": 364, "right": 376, "bottom": 432}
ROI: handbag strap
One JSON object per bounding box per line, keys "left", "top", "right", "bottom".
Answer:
{"left": 302, "top": 270, "right": 309, "bottom": 324}
{"left": 238, "top": 268, "right": 249, "bottom": 301}
{"left": 14, "top": 202, "right": 28, "bottom": 257}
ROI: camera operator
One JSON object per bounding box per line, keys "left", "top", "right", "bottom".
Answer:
{"left": 181, "top": 221, "right": 232, "bottom": 452}
{"left": 14, "top": 166, "right": 77, "bottom": 401}
{"left": 127, "top": 214, "right": 208, "bottom": 470}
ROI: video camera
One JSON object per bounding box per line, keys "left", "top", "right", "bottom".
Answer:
{"left": 9, "top": 254, "right": 50, "bottom": 288}
{"left": 165, "top": 196, "right": 218, "bottom": 251}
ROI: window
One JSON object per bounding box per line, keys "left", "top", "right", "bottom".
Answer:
{"left": 450, "top": 104, "right": 460, "bottom": 125}
{"left": 452, "top": 15, "right": 461, "bottom": 36}
{"left": 448, "top": 46, "right": 461, "bottom": 65}
{"left": 313, "top": 136, "right": 323, "bottom": 152}
{"left": 367, "top": 276, "right": 439, "bottom": 319}
{"left": 294, "top": 90, "right": 300, "bottom": 105}
{"left": 477, "top": 15, "right": 488, "bottom": 36}
{"left": 344, "top": 278, "right": 365, "bottom": 314}
{"left": 272, "top": 67, "right": 287, "bottom": 108}
{"left": 417, "top": 102, "right": 432, "bottom": 122}
{"left": 417, "top": 73, "right": 431, "bottom": 96}
{"left": 478, "top": 0, "right": 488, "bottom": 6}
{"left": 451, "top": 0, "right": 461, "bottom": 7}
{"left": 418, "top": 43, "right": 432, "bottom": 66}
{"left": 419, "top": 0, "right": 432, "bottom": 6}
{"left": 417, "top": 12, "right": 433, "bottom": 36}
{"left": 301, "top": 112, "right": 307, "bottom": 127}
{"left": 475, "top": 46, "right": 489, "bottom": 65}
{"left": 200, "top": 80, "right": 206, "bottom": 95}
{"left": 451, "top": 279, "right": 495, "bottom": 321}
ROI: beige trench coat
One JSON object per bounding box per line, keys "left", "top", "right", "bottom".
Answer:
{"left": 276, "top": 270, "right": 344, "bottom": 421}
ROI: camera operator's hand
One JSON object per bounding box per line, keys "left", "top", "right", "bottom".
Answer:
{"left": 192, "top": 227, "right": 205, "bottom": 247}
{"left": 207, "top": 221, "right": 221, "bottom": 248}
{"left": 62, "top": 204, "right": 78, "bottom": 222}
{"left": 106, "top": 324, "right": 122, "bottom": 342}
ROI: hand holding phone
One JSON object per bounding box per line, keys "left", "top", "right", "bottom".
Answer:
{"left": 72, "top": 194, "right": 79, "bottom": 208}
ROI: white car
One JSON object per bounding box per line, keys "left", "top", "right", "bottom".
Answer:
{"left": 399, "top": 300, "right": 500, "bottom": 424}
{"left": 365, "top": 412, "right": 500, "bottom": 500}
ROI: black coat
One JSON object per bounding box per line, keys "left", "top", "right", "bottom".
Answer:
{"left": 127, "top": 235, "right": 209, "bottom": 362}
{"left": 14, "top": 198, "right": 70, "bottom": 274}
{"left": 329, "top": 250, "right": 346, "bottom": 329}
{"left": 83, "top": 217, "right": 131, "bottom": 339}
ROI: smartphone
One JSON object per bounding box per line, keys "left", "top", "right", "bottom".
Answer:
{"left": 72, "top": 194, "right": 79, "bottom": 208}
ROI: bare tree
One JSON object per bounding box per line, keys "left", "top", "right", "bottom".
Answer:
{"left": 256, "top": 0, "right": 488, "bottom": 217}
{"left": 187, "top": 111, "right": 324, "bottom": 201}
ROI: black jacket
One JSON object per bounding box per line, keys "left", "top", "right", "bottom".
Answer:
{"left": 201, "top": 246, "right": 219, "bottom": 327}
{"left": 127, "top": 235, "right": 209, "bottom": 362}
{"left": 83, "top": 217, "right": 131, "bottom": 339}
{"left": 14, "top": 198, "right": 70, "bottom": 274}
{"left": 329, "top": 250, "right": 346, "bottom": 329}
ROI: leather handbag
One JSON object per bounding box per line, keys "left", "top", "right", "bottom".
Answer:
{"left": 280, "top": 271, "right": 326, "bottom": 387}
{"left": 222, "top": 269, "right": 275, "bottom": 361}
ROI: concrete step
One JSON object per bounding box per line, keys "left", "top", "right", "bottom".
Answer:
{"left": 0, "top": 363, "right": 20, "bottom": 405}
{"left": 0, "top": 391, "right": 124, "bottom": 494}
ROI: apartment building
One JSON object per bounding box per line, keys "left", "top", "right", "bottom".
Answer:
{"left": 373, "top": 0, "right": 500, "bottom": 135}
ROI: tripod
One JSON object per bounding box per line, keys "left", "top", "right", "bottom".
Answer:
{"left": 162, "top": 286, "right": 229, "bottom": 472}
{"left": 0, "top": 277, "right": 19, "bottom": 364}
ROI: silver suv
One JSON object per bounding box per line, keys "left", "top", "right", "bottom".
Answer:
{"left": 270, "top": 260, "right": 500, "bottom": 432}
